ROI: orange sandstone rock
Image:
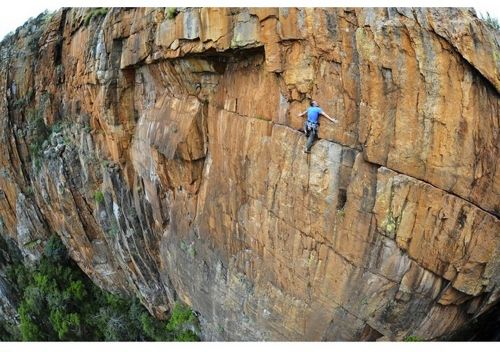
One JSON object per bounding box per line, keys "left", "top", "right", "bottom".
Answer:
{"left": 0, "top": 7, "right": 498, "bottom": 341}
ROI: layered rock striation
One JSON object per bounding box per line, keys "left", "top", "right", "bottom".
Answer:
{"left": 0, "top": 7, "right": 499, "bottom": 340}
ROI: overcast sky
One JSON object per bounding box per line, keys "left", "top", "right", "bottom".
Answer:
{"left": 1, "top": 1, "right": 499, "bottom": 41}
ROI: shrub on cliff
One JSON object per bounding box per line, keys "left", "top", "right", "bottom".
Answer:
{"left": 2, "top": 235, "right": 199, "bottom": 341}
{"left": 165, "top": 8, "right": 178, "bottom": 20}
{"left": 166, "top": 303, "right": 200, "bottom": 341}
{"left": 27, "top": 113, "right": 50, "bottom": 160}
{"left": 94, "top": 190, "right": 105, "bottom": 204}
{"left": 480, "top": 12, "right": 500, "bottom": 31}
{"left": 84, "top": 8, "right": 108, "bottom": 26}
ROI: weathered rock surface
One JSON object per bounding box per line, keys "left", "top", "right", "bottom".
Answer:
{"left": 0, "top": 7, "right": 498, "bottom": 341}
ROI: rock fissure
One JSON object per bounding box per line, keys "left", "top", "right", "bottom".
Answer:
{"left": 277, "top": 119, "right": 498, "bottom": 221}
{"left": 374, "top": 160, "right": 499, "bottom": 220}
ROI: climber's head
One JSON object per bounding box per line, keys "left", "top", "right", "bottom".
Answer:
{"left": 310, "top": 100, "right": 319, "bottom": 107}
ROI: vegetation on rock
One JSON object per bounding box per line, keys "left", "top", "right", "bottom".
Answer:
{"left": 0, "top": 235, "right": 199, "bottom": 341}
{"left": 480, "top": 12, "right": 500, "bottom": 31}
{"left": 84, "top": 8, "right": 109, "bottom": 26}
{"left": 165, "top": 8, "right": 178, "bottom": 20}
{"left": 94, "top": 190, "right": 105, "bottom": 204}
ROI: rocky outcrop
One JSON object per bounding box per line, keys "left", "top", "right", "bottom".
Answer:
{"left": 0, "top": 7, "right": 498, "bottom": 341}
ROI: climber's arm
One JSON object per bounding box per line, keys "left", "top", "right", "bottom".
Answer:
{"left": 297, "top": 110, "right": 308, "bottom": 118}
{"left": 320, "top": 111, "right": 338, "bottom": 124}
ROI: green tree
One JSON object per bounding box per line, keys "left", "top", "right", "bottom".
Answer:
{"left": 2, "top": 235, "right": 199, "bottom": 341}
{"left": 166, "top": 303, "right": 200, "bottom": 341}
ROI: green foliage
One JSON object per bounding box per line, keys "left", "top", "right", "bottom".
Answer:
{"left": 180, "top": 240, "right": 196, "bottom": 258}
{"left": 41, "top": 10, "right": 55, "bottom": 25}
{"left": 33, "top": 158, "right": 42, "bottom": 172}
{"left": 167, "top": 303, "right": 195, "bottom": 329}
{"left": 51, "top": 121, "right": 64, "bottom": 134}
{"left": 27, "top": 116, "right": 72, "bottom": 171}
{"left": 404, "top": 335, "right": 422, "bottom": 342}
{"left": 0, "top": 319, "right": 20, "bottom": 341}
{"left": 43, "top": 234, "right": 68, "bottom": 263}
{"left": 166, "top": 303, "right": 200, "bottom": 341}
{"left": 18, "top": 304, "right": 42, "bottom": 341}
{"left": 84, "top": 8, "right": 108, "bottom": 26}
{"left": 1, "top": 235, "right": 199, "bottom": 341}
{"left": 27, "top": 112, "right": 50, "bottom": 164}
{"left": 94, "top": 190, "right": 105, "bottom": 204}
{"left": 25, "top": 186, "right": 34, "bottom": 197}
{"left": 12, "top": 90, "right": 35, "bottom": 109}
{"left": 165, "top": 8, "right": 178, "bottom": 20}
{"left": 27, "top": 30, "right": 42, "bottom": 54}
{"left": 5, "top": 261, "right": 30, "bottom": 291}
{"left": 25, "top": 11, "right": 50, "bottom": 54}
{"left": 15, "top": 242, "right": 87, "bottom": 341}
{"left": 17, "top": 91, "right": 57, "bottom": 167}
{"left": 107, "top": 222, "right": 119, "bottom": 238}
{"left": 480, "top": 12, "right": 500, "bottom": 31}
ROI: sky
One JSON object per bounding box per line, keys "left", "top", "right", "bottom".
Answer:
{"left": 0, "top": 0, "right": 499, "bottom": 41}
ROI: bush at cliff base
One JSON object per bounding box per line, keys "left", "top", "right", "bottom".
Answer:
{"left": 1, "top": 235, "right": 200, "bottom": 341}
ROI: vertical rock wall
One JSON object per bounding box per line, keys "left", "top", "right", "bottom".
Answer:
{"left": 0, "top": 7, "right": 498, "bottom": 340}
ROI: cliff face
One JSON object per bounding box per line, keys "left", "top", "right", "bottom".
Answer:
{"left": 0, "top": 7, "right": 499, "bottom": 341}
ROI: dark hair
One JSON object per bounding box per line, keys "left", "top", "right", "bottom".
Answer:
{"left": 310, "top": 101, "right": 314, "bottom": 106}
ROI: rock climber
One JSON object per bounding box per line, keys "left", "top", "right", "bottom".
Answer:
{"left": 297, "top": 100, "right": 338, "bottom": 153}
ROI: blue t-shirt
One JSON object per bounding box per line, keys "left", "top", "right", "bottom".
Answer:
{"left": 307, "top": 107, "right": 323, "bottom": 123}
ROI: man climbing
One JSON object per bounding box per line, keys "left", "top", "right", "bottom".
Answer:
{"left": 297, "top": 100, "right": 338, "bottom": 153}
